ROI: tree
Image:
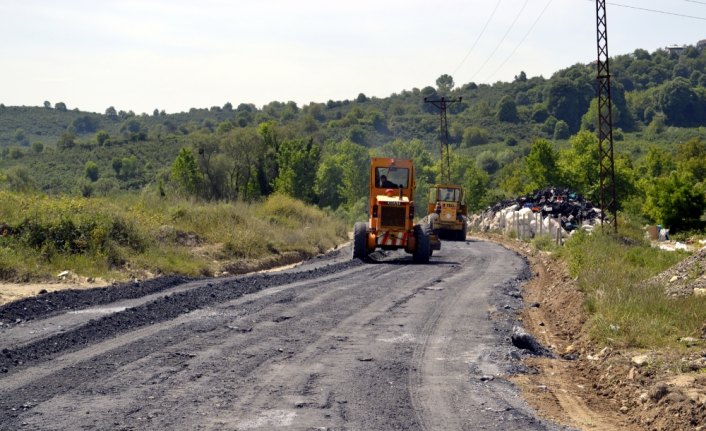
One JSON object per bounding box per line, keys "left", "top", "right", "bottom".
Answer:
{"left": 3, "top": 167, "right": 36, "bottom": 192}
{"left": 558, "top": 131, "right": 599, "bottom": 199}
{"left": 657, "top": 77, "right": 702, "bottom": 126}
{"left": 57, "top": 132, "right": 76, "bottom": 150}
{"left": 120, "top": 156, "right": 139, "bottom": 180}
{"left": 32, "top": 142, "right": 44, "bottom": 154}
{"left": 105, "top": 106, "right": 118, "bottom": 119}
{"left": 120, "top": 119, "right": 146, "bottom": 141}
{"left": 553, "top": 120, "right": 570, "bottom": 140}
{"left": 43, "top": 101, "right": 51, "bottom": 109}
{"left": 171, "top": 148, "right": 202, "bottom": 195}
{"left": 476, "top": 150, "right": 500, "bottom": 174}
{"left": 523, "top": 139, "right": 561, "bottom": 192}
{"left": 54, "top": 102, "right": 67, "bottom": 112}
{"left": 85, "top": 161, "right": 99, "bottom": 182}
{"left": 436, "top": 74, "right": 455, "bottom": 94}
{"left": 546, "top": 78, "right": 591, "bottom": 132}
{"left": 274, "top": 138, "right": 320, "bottom": 203}
{"left": 462, "top": 127, "right": 489, "bottom": 147}
{"left": 356, "top": 93, "right": 368, "bottom": 103}
{"left": 641, "top": 146, "right": 675, "bottom": 178}
{"left": 465, "top": 164, "right": 490, "bottom": 212}
{"left": 221, "top": 127, "right": 261, "bottom": 201}
{"left": 14, "top": 128, "right": 28, "bottom": 145}
{"left": 675, "top": 137, "right": 706, "bottom": 182}
{"left": 72, "top": 115, "right": 99, "bottom": 133}
{"left": 496, "top": 96, "right": 518, "bottom": 122}
{"left": 96, "top": 130, "right": 110, "bottom": 146}
{"left": 315, "top": 156, "right": 345, "bottom": 209}
{"left": 642, "top": 170, "right": 705, "bottom": 231}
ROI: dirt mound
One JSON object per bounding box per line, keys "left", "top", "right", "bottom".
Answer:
{"left": 647, "top": 246, "right": 706, "bottom": 297}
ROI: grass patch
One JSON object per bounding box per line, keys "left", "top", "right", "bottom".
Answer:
{"left": 559, "top": 226, "right": 706, "bottom": 348}
{"left": 0, "top": 191, "right": 348, "bottom": 282}
{"left": 557, "top": 225, "right": 704, "bottom": 349}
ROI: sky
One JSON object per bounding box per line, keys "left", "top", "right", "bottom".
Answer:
{"left": 1, "top": 0, "right": 705, "bottom": 115}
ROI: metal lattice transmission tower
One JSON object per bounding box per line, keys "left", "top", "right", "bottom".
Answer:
{"left": 424, "top": 97, "right": 462, "bottom": 183}
{"left": 595, "top": 0, "right": 618, "bottom": 232}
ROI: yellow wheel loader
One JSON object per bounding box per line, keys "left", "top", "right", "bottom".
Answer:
{"left": 426, "top": 184, "right": 468, "bottom": 241}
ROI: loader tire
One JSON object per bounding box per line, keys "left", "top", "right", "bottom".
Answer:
{"left": 413, "top": 224, "right": 431, "bottom": 264}
{"left": 457, "top": 220, "right": 468, "bottom": 241}
{"left": 353, "top": 222, "right": 369, "bottom": 260}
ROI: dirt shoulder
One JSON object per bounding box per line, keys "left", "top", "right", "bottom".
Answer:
{"left": 478, "top": 233, "right": 706, "bottom": 431}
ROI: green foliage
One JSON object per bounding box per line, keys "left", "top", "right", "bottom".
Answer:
{"left": 464, "top": 163, "right": 490, "bottom": 212}
{"left": 84, "top": 161, "right": 99, "bottom": 182}
{"left": 462, "top": 126, "right": 489, "bottom": 147}
{"left": 522, "top": 138, "right": 561, "bottom": 192}
{"left": 1, "top": 167, "right": 36, "bottom": 192}
{"left": 96, "top": 130, "right": 110, "bottom": 146}
{"left": 496, "top": 96, "right": 518, "bottom": 122}
{"left": 436, "top": 74, "right": 455, "bottom": 94}
{"left": 316, "top": 140, "right": 369, "bottom": 210}
{"left": 553, "top": 120, "right": 570, "bottom": 140}
{"left": 171, "top": 147, "right": 202, "bottom": 196}
{"left": 1, "top": 43, "right": 706, "bottom": 228}
{"left": 642, "top": 170, "right": 705, "bottom": 232}
{"left": 546, "top": 77, "right": 592, "bottom": 132}
{"left": 274, "top": 138, "right": 320, "bottom": 203}
{"left": 57, "top": 132, "right": 76, "bottom": 150}
{"left": 657, "top": 77, "right": 704, "bottom": 127}
{"left": 557, "top": 131, "right": 599, "bottom": 199}
{"left": 675, "top": 137, "right": 706, "bottom": 181}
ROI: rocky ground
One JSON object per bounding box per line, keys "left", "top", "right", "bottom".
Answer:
{"left": 486, "top": 233, "right": 706, "bottom": 431}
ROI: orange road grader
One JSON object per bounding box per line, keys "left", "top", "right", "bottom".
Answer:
{"left": 352, "top": 157, "right": 433, "bottom": 263}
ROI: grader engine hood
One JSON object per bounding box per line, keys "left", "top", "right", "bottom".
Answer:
{"left": 374, "top": 195, "right": 412, "bottom": 229}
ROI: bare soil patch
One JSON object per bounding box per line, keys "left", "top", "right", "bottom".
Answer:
{"left": 479, "top": 233, "right": 706, "bottom": 431}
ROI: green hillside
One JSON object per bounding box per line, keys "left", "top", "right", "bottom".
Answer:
{"left": 2, "top": 43, "right": 706, "bottom": 232}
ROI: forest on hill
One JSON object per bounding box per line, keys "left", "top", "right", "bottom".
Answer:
{"left": 1, "top": 42, "right": 706, "bottom": 232}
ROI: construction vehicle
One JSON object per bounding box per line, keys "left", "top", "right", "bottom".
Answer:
{"left": 427, "top": 184, "right": 468, "bottom": 241}
{"left": 352, "top": 157, "right": 432, "bottom": 263}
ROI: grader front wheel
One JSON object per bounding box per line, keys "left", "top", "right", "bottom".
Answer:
{"left": 353, "top": 222, "right": 369, "bottom": 260}
{"left": 413, "top": 224, "right": 431, "bottom": 264}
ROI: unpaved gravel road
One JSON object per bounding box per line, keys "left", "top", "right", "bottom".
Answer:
{"left": 0, "top": 239, "right": 574, "bottom": 431}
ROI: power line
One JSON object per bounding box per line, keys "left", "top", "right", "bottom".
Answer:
{"left": 471, "top": 0, "right": 530, "bottom": 81}
{"left": 683, "top": 0, "right": 706, "bottom": 5}
{"left": 583, "top": 0, "right": 706, "bottom": 20}
{"left": 485, "top": 0, "right": 554, "bottom": 82}
{"left": 452, "top": 0, "right": 503, "bottom": 77}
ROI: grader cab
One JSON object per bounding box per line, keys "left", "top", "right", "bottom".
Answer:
{"left": 352, "top": 158, "right": 431, "bottom": 263}
{"left": 426, "top": 184, "right": 468, "bottom": 241}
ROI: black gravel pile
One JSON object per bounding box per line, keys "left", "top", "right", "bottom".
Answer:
{"left": 0, "top": 275, "right": 193, "bottom": 325}
{"left": 0, "top": 259, "right": 361, "bottom": 374}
